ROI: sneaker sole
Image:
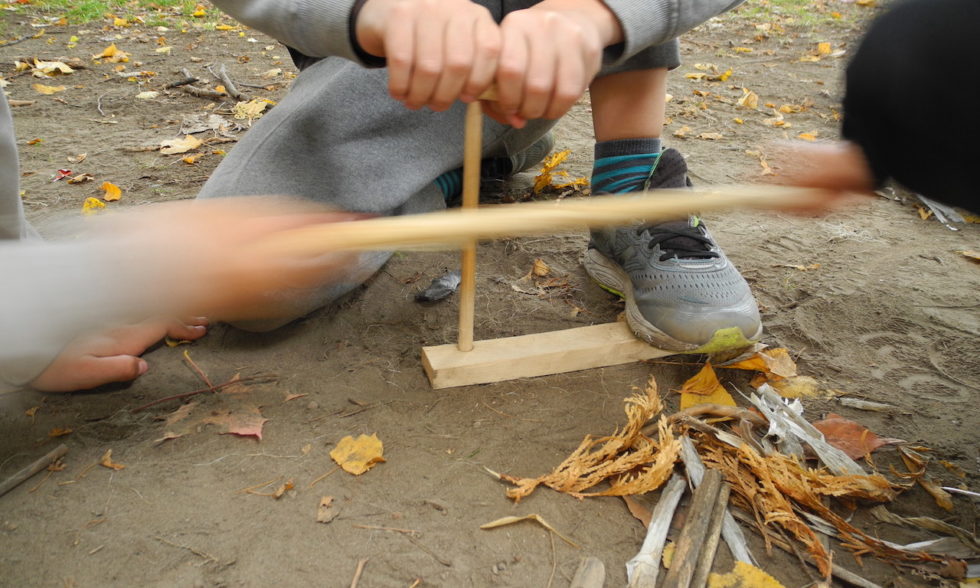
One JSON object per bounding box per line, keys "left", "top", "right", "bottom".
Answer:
{"left": 582, "top": 248, "right": 761, "bottom": 354}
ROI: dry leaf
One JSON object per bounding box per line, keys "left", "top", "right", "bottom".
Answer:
{"left": 797, "top": 132, "right": 817, "bottom": 141}
{"left": 163, "top": 401, "right": 198, "bottom": 427}
{"left": 182, "top": 154, "right": 202, "bottom": 165}
{"left": 736, "top": 88, "right": 758, "bottom": 109}
{"left": 32, "top": 83, "right": 66, "bottom": 95}
{"left": 101, "top": 181, "right": 121, "bottom": 202}
{"left": 679, "top": 364, "right": 736, "bottom": 409}
{"left": 708, "top": 561, "right": 786, "bottom": 587}
{"left": 533, "top": 149, "right": 572, "bottom": 193}
{"left": 25, "top": 406, "right": 39, "bottom": 419}
{"left": 673, "top": 125, "right": 692, "bottom": 139}
{"left": 531, "top": 258, "right": 550, "bottom": 277}
{"left": 67, "top": 153, "right": 87, "bottom": 164}
{"left": 160, "top": 134, "right": 203, "bottom": 155}
{"left": 99, "top": 449, "right": 126, "bottom": 470}
{"left": 622, "top": 495, "right": 652, "bottom": 528}
{"left": 958, "top": 250, "right": 980, "bottom": 263}
{"left": 330, "top": 433, "right": 386, "bottom": 475}
{"left": 93, "top": 43, "right": 129, "bottom": 63}
{"left": 272, "top": 479, "right": 294, "bottom": 499}
{"left": 136, "top": 91, "right": 159, "bottom": 100}
{"left": 317, "top": 496, "right": 339, "bottom": 523}
{"left": 201, "top": 405, "right": 268, "bottom": 440}
{"left": 48, "top": 427, "right": 73, "bottom": 437}
{"left": 812, "top": 414, "right": 904, "bottom": 460}
{"left": 261, "top": 68, "right": 282, "bottom": 79}
{"left": 231, "top": 99, "right": 268, "bottom": 122}
{"left": 81, "top": 197, "right": 106, "bottom": 215}
{"left": 480, "top": 514, "right": 579, "bottom": 548}
{"left": 768, "top": 376, "right": 825, "bottom": 399}
{"left": 723, "top": 347, "right": 797, "bottom": 380}
{"left": 698, "top": 132, "right": 724, "bottom": 141}
{"left": 67, "top": 173, "right": 94, "bottom": 184}
{"left": 32, "top": 59, "right": 74, "bottom": 76}
{"left": 662, "top": 541, "right": 675, "bottom": 569}
{"left": 816, "top": 42, "right": 832, "bottom": 55}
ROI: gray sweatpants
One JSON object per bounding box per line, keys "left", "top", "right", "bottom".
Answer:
{"left": 198, "top": 29, "right": 680, "bottom": 329}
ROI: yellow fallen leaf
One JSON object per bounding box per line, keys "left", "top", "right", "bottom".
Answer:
{"left": 101, "top": 181, "right": 122, "bottom": 202}
{"left": 779, "top": 104, "right": 804, "bottom": 114}
{"left": 156, "top": 46, "right": 172, "bottom": 55}
{"left": 769, "top": 375, "right": 823, "bottom": 399}
{"left": 330, "top": 434, "right": 385, "bottom": 475}
{"left": 685, "top": 73, "right": 707, "bottom": 81}
{"left": 193, "top": 4, "right": 208, "bottom": 17}
{"left": 32, "top": 83, "right": 66, "bottom": 95}
{"left": 480, "top": 514, "right": 579, "bottom": 548}
{"left": 733, "top": 47, "right": 753, "bottom": 53}
{"left": 215, "top": 24, "right": 237, "bottom": 31}
{"left": 679, "top": 364, "right": 736, "bottom": 409}
{"left": 698, "top": 132, "right": 724, "bottom": 141}
{"left": 113, "top": 17, "right": 128, "bottom": 27}
{"left": 672, "top": 125, "right": 691, "bottom": 139}
{"left": 214, "top": 85, "right": 227, "bottom": 94}
{"left": 799, "top": 55, "right": 821, "bottom": 63}
{"left": 232, "top": 99, "right": 268, "bottom": 121}
{"left": 182, "top": 154, "right": 202, "bottom": 165}
{"left": 136, "top": 91, "right": 159, "bottom": 100}
{"left": 717, "top": 68, "right": 733, "bottom": 82}
{"left": 533, "top": 149, "right": 571, "bottom": 193}
{"left": 733, "top": 118, "right": 744, "bottom": 124}
{"left": 736, "top": 88, "right": 758, "bottom": 109}
{"left": 99, "top": 449, "right": 126, "bottom": 470}
{"left": 959, "top": 250, "right": 980, "bottom": 263}
{"left": 159, "top": 134, "right": 203, "bottom": 155}
{"left": 93, "top": 43, "right": 130, "bottom": 63}
{"left": 81, "top": 197, "right": 106, "bottom": 216}
{"left": 662, "top": 541, "right": 676, "bottom": 569}
{"left": 708, "top": 561, "right": 786, "bottom": 587}
{"left": 817, "top": 42, "right": 832, "bottom": 55}
{"left": 67, "top": 172, "right": 94, "bottom": 184}
{"left": 797, "top": 132, "right": 817, "bottom": 141}
{"left": 26, "top": 138, "right": 41, "bottom": 145}
{"left": 32, "top": 59, "right": 74, "bottom": 75}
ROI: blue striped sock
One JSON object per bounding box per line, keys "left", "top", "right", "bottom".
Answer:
{"left": 591, "top": 138, "right": 662, "bottom": 194}
{"left": 435, "top": 169, "right": 463, "bottom": 201}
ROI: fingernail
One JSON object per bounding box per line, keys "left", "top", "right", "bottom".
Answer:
{"left": 137, "top": 360, "right": 149, "bottom": 375}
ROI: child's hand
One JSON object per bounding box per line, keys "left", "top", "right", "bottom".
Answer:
{"left": 355, "top": 0, "right": 501, "bottom": 111}
{"left": 762, "top": 141, "right": 876, "bottom": 214}
{"left": 485, "top": 0, "right": 623, "bottom": 128}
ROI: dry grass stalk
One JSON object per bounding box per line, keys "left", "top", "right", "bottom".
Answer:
{"left": 502, "top": 378, "right": 680, "bottom": 501}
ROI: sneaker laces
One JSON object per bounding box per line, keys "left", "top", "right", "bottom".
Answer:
{"left": 639, "top": 220, "right": 719, "bottom": 261}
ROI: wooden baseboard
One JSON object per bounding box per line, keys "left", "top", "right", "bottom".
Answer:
{"left": 420, "top": 321, "right": 675, "bottom": 389}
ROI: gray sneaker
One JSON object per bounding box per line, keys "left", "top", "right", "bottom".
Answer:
{"left": 583, "top": 148, "right": 762, "bottom": 353}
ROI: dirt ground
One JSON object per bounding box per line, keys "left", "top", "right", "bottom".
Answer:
{"left": 1, "top": 2, "right": 978, "bottom": 587}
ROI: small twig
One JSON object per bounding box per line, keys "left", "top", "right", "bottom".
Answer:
{"left": 180, "top": 85, "right": 228, "bottom": 101}
{"left": 236, "top": 476, "right": 282, "bottom": 494}
{"left": 96, "top": 93, "right": 106, "bottom": 117}
{"left": 0, "top": 444, "right": 69, "bottom": 497}
{"left": 27, "top": 470, "right": 54, "bottom": 494}
{"left": 0, "top": 31, "right": 44, "bottom": 47}
{"left": 154, "top": 536, "right": 219, "bottom": 564}
{"left": 350, "top": 558, "right": 368, "bottom": 588}
{"left": 207, "top": 63, "right": 243, "bottom": 100}
{"left": 237, "top": 81, "right": 279, "bottom": 89}
{"left": 546, "top": 529, "right": 557, "bottom": 588}
{"left": 308, "top": 466, "right": 340, "bottom": 489}
{"left": 165, "top": 75, "right": 199, "bottom": 89}
{"left": 182, "top": 350, "right": 214, "bottom": 389}
{"left": 407, "top": 535, "right": 452, "bottom": 567}
{"left": 352, "top": 524, "right": 420, "bottom": 537}
{"left": 130, "top": 375, "right": 277, "bottom": 412}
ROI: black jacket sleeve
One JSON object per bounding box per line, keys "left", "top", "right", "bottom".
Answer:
{"left": 842, "top": 0, "right": 979, "bottom": 213}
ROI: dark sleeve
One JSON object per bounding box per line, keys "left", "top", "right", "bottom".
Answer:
{"left": 842, "top": 0, "right": 979, "bottom": 213}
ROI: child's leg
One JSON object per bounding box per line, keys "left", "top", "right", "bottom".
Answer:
{"left": 584, "top": 60, "right": 762, "bottom": 353}
{"left": 198, "top": 56, "right": 554, "bottom": 331}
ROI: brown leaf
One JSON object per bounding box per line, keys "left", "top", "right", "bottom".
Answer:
{"left": 812, "top": 413, "right": 904, "bottom": 459}
{"left": 48, "top": 427, "right": 73, "bottom": 438}
{"left": 622, "top": 495, "right": 652, "bottom": 528}
{"left": 99, "top": 449, "right": 126, "bottom": 470}
{"left": 317, "top": 496, "right": 339, "bottom": 523}
{"left": 724, "top": 347, "right": 797, "bottom": 380}
{"left": 679, "top": 363, "right": 736, "bottom": 409}
{"left": 201, "top": 405, "right": 268, "bottom": 440}
{"left": 163, "top": 401, "right": 198, "bottom": 427}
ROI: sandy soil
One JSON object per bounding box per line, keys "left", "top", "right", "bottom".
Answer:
{"left": 1, "top": 3, "right": 978, "bottom": 587}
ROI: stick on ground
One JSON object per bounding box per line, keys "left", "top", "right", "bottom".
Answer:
{"left": 627, "top": 473, "right": 687, "bottom": 587}
{"left": 662, "top": 469, "right": 726, "bottom": 588}
{"left": 0, "top": 444, "right": 68, "bottom": 498}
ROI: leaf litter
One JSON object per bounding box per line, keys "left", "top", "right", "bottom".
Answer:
{"left": 493, "top": 355, "right": 972, "bottom": 580}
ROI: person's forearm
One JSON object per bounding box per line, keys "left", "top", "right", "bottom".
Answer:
{"left": 210, "top": 0, "right": 364, "bottom": 63}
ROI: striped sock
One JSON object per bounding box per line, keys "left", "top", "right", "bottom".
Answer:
{"left": 591, "top": 138, "right": 662, "bottom": 194}
{"left": 434, "top": 169, "right": 463, "bottom": 201}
